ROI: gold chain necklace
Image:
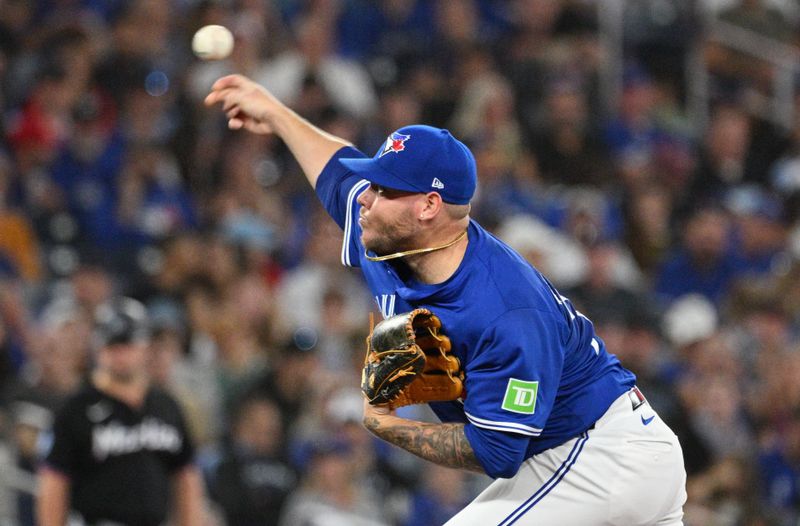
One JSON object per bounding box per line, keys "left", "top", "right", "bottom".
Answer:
{"left": 364, "top": 230, "right": 468, "bottom": 262}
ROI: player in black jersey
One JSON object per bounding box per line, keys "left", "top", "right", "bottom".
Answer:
{"left": 37, "top": 298, "right": 206, "bottom": 526}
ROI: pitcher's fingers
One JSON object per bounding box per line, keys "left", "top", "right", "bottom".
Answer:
{"left": 205, "top": 86, "right": 236, "bottom": 107}
{"left": 203, "top": 91, "right": 220, "bottom": 106}
{"left": 211, "top": 74, "right": 244, "bottom": 91}
{"left": 228, "top": 117, "right": 244, "bottom": 129}
{"left": 222, "top": 98, "right": 239, "bottom": 113}
{"left": 204, "top": 89, "right": 229, "bottom": 107}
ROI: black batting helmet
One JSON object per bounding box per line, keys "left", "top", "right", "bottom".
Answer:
{"left": 93, "top": 297, "right": 151, "bottom": 348}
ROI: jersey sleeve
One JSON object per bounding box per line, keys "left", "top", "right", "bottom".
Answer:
{"left": 314, "top": 146, "right": 370, "bottom": 268}
{"left": 463, "top": 308, "right": 565, "bottom": 439}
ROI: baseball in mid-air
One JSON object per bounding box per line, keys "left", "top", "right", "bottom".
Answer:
{"left": 192, "top": 25, "right": 234, "bottom": 60}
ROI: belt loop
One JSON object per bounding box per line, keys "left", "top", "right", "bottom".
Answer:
{"left": 628, "top": 386, "right": 647, "bottom": 411}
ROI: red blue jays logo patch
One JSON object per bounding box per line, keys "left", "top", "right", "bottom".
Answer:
{"left": 379, "top": 132, "right": 410, "bottom": 157}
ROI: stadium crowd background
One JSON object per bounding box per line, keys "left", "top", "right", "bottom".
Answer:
{"left": 0, "top": 0, "right": 800, "bottom": 524}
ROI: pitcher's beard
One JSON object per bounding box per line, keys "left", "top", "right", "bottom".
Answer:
{"left": 364, "top": 234, "right": 414, "bottom": 257}
{"left": 361, "top": 221, "right": 417, "bottom": 257}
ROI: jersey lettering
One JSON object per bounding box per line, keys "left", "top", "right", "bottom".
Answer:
{"left": 92, "top": 417, "right": 183, "bottom": 460}
{"left": 546, "top": 285, "right": 590, "bottom": 323}
{"left": 375, "top": 294, "right": 396, "bottom": 318}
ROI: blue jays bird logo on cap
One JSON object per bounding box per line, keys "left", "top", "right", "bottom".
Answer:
{"left": 379, "top": 132, "right": 410, "bottom": 157}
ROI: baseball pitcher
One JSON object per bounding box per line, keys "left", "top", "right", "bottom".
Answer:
{"left": 206, "top": 75, "right": 687, "bottom": 525}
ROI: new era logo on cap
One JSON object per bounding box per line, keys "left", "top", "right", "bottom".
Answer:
{"left": 338, "top": 125, "right": 477, "bottom": 205}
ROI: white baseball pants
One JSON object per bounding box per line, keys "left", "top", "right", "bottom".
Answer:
{"left": 445, "top": 388, "right": 687, "bottom": 525}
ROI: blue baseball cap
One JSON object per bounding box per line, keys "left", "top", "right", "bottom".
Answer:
{"left": 339, "top": 125, "right": 477, "bottom": 205}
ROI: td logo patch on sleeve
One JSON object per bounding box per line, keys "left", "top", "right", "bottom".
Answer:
{"left": 502, "top": 379, "right": 539, "bottom": 414}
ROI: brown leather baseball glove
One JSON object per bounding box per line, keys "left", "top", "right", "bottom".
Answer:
{"left": 361, "top": 308, "right": 463, "bottom": 409}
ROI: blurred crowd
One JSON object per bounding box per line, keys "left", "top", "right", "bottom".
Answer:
{"left": 0, "top": 0, "right": 800, "bottom": 524}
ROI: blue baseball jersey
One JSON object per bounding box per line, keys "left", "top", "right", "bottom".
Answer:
{"left": 316, "top": 147, "right": 636, "bottom": 478}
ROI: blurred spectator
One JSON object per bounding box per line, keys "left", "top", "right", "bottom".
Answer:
{"left": 149, "top": 233, "right": 205, "bottom": 298}
{"left": 9, "top": 401, "right": 51, "bottom": 526}
{"left": 566, "top": 238, "right": 647, "bottom": 352}
{"left": 94, "top": 0, "right": 175, "bottom": 106}
{"left": 654, "top": 206, "right": 740, "bottom": 306}
{"left": 0, "top": 279, "right": 34, "bottom": 386}
{"left": 623, "top": 0, "right": 696, "bottom": 95}
{"left": 0, "top": 415, "right": 19, "bottom": 523}
{"left": 749, "top": 341, "right": 800, "bottom": 437}
{"left": 212, "top": 304, "right": 268, "bottom": 418}
{"left": 47, "top": 89, "right": 123, "bottom": 251}
{"left": 211, "top": 134, "right": 284, "bottom": 258}
{"left": 149, "top": 325, "right": 220, "bottom": 448}
{"left": 278, "top": 439, "right": 387, "bottom": 526}
{"left": 568, "top": 238, "right": 644, "bottom": 312}
{"left": 705, "top": 0, "right": 795, "bottom": 99}
{"left": 315, "top": 289, "right": 363, "bottom": 373}
{"left": 316, "top": 387, "right": 416, "bottom": 524}
{"left": 604, "top": 64, "right": 661, "bottom": 163}
{"left": 451, "top": 70, "right": 522, "bottom": 159}
{"left": 335, "top": 0, "right": 435, "bottom": 74}
{"left": 7, "top": 297, "right": 91, "bottom": 419}
{"left": 183, "top": 276, "right": 223, "bottom": 366}
{"left": 727, "top": 282, "right": 795, "bottom": 361}
{"left": 255, "top": 13, "right": 378, "bottom": 120}
{"left": 497, "top": 214, "right": 588, "bottom": 289}
{"left": 67, "top": 262, "right": 115, "bottom": 313}
{"left": 453, "top": 65, "right": 550, "bottom": 231}
{"left": 757, "top": 409, "right": 800, "bottom": 524}
{"left": 372, "top": 86, "right": 423, "bottom": 141}
{"left": 208, "top": 396, "right": 295, "bottom": 526}
{"left": 0, "top": 317, "right": 16, "bottom": 399}
{"left": 405, "top": 464, "right": 472, "bottom": 526}
{"left": 659, "top": 295, "right": 720, "bottom": 476}
{"left": 623, "top": 182, "right": 674, "bottom": 274}
{"left": 770, "top": 91, "right": 800, "bottom": 200}
{"left": 556, "top": 186, "right": 626, "bottom": 246}
{"left": 250, "top": 337, "right": 327, "bottom": 439}
{"left": 402, "top": 60, "right": 458, "bottom": 127}
{"left": 276, "top": 212, "right": 370, "bottom": 335}
{"left": 685, "top": 367, "right": 755, "bottom": 462}
{"left": 433, "top": 0, "right": 486, "bottom": 52}
{"left": 684, "top": 455, "right": 759, "bottom": 526}
{"left": 687, "top": 106, "right": 756, "bottom": 207}
{"left": 615, "top": 306, "right": 681, "bottom": 416}
{"left": 724, "top": 185, "right": 788, "bottom": 277}
{"left": 6, "top": 66, "right": 74, "bottom": 180}
{"left": 469, "top": 147, "right": 548, "bottom": 231}
{"left": 662, "top": 294, "right": 719, "bottom": 353}
{"left": 0, "top": 153, "right": 42, "bottom": 282}
{"left": 116, "top": 144, "right": 198, "bottom": 247}
{"left": 532, "top": 76, "right": 612, "bottom": 187}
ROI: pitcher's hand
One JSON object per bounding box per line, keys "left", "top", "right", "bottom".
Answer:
{"left": 204, "top": 74, "right": 284, "bottom": 134}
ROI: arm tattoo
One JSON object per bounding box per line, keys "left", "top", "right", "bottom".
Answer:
{"left": 364, "top": 417, "right": 484, "bottom": 473}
